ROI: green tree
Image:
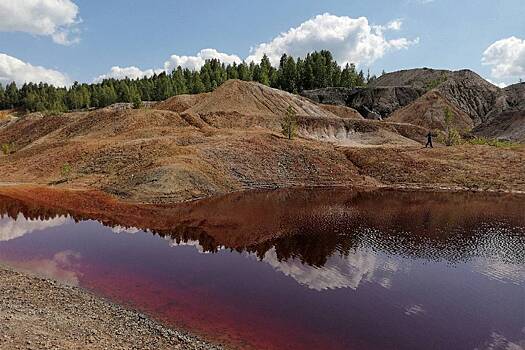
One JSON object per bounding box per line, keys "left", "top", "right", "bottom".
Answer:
{"left": 281, "top": 105, "right": 298, "bottom": 140}
{"left": 0, "top": 84, "right": 6, "bottom": 109}
{"left": 259, "top": 54, "right": 272, "bottom": 86}
{"left": 5, "top": 82, "right": 19, "bottom": 108}
{"left": 442, "top": 107, "right": 461, "bottom": 146}
{"left": 192, "top": 72, "right": 205, "bottom": 94}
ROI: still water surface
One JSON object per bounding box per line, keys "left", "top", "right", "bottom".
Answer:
{"left": 0, "top": 189, "right": 524, "bottom": 350}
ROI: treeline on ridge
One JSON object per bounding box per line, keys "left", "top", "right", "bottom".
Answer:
{"left": 0, "top": 50, "right": 376, "bottom": 113}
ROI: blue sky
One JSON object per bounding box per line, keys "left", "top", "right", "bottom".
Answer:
{"left": 0, "top": 0, "right": 524, "bottom": 87}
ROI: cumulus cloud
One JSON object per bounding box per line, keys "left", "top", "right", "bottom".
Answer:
{"left": 259, "top": 247, "right": 401, "bottom": 291}
{"left": 486, "top": 78, "right": 508, "bottom": 89}
{"left": 0, "top": 53, "right": 71, "bottom": 86}
{"left": 0, "top": 213, "right": 68, "bottom": 242}
{"left": 94, "top": 49, "right": 242, "bottom": 83}
{"left": 0, "top": 0, "right": 81, "bottom": 45}
{"left": 93, "top": 66, "right": 164, "bottom": 83}
{"left": 163, "top": 48, "right": 242, "bottom": 72}
{"left": 8, "top": 250, "right": 82, "bottom": 286}
{"left": 245, "top": 13, "right": 418, "bottom": 66}
{"left": 482, "top": 36, "right": 525, "bottom": 80}
{"left": 94, "top": 14, "right": 418, "bottom": 82}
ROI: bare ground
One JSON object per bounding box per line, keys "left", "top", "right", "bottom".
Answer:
{"left": 0, "top": 267, "right": 222, "bottom": 350}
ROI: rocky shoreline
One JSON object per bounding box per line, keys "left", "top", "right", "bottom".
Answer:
{"left": 0, "top": 267, "right": 223, "bottom": 350}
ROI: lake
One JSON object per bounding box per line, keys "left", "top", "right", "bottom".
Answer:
{"left": 0, "top": 188, "right": 524, "bottom": 350}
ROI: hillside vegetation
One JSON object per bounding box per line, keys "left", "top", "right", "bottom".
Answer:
{"left": 0, "top": 50, "right": 372, "bottom": 113}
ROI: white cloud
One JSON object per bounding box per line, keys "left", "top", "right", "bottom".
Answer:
{"left": 0, "top": 213, "right": 68, "bottom": 242}
{"left": 93, "top": 14, "right": 418, "bottom": 82}
{"left": 387, "top": 19, "right": 403, "bottom": 31}
{"left": 93, "top": 66, "right": 164, "bottom": 83}
{"left": 164, "top": 48, "right": 242, "bottom": 72}
{"left": 8, "top": 250, "right": 82, "bottom": 286}
{"left": 0, "top": 0, "right": 81, "bottom": 45}
{"left": 0, "top": 53, "right": 71, "bottom": 86}
{"left": 486, "top": 78, "right": 508, "bottom": 89}
{"left": 482, "top": 36, "right": 525, "bottom": 80}
{"left": 245, "top": 13, "right": 418, "bottom": 66}
{"left": 94, "top": 48, "right": 242, "bottom": 82}
{"left": 259, "top": 247, "right": 402, "bottom": 291}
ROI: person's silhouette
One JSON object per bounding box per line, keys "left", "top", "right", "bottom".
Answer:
{"left": 425, "top": 131, "right": 433, "bottom": 148}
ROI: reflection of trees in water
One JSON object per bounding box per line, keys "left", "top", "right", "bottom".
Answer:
{"left": 243, "top": 223, "right": 525, "bottom": 268}
{"left": 1, "top": 191, "right": 524, "bottom": 268}
{"left": 153, "top": 226, "right": 222, "bottom": 254}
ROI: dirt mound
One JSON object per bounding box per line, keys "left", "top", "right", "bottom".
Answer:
{"left": 0, "top": 109, "right": 18, "bottom": 121}
{"left": 370, "top": 68, "right": 454, "bottom": 89}
{"left": 435, "top": 70, "right": 501, "bottom": 125}
{"left": 188, "top": 80, "right": 336, "bottom": 119}
{"left": 318, "top": 104, "right": 363, "bottom": 119}
{"left": 298, "top": 116, "right": 426, "bottom": 147}
{"left": 301, "top": 86, "right": 425, "bottom": 120}
{"left": 473, "top": 83, "right": 525, "bottom": 141}
{"left": 301, "top": 87, "right": 353, "bottom": 105}
{"left": 0, "top": 77, "right": 523, "bottom": 203}
{"left": 0, "top": 113, "right": 77, "bottom": 150}
{"left": 387, "top": 90, "right": 474, "bottom": 131}
{"left": 55, "top": 108, "right": 192, "bottom": 140}
{"left": 473, "top": 110, "right": 525, "bottom": 142}
{"left": 155, "top": 93, "right": 210, "bottom": 113}
{"left": 346, "top": 86, "right": 426, "bottom": 119}
{"left": 365, "top": 68, "right": 502, "bottom": 126}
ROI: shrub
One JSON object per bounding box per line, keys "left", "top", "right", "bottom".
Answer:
{"left": 467, "top": 137, "right": 519, "bottom": 148}
{"left": 132, "top": 95, "right": 143, "bottom": 109}
{"left": 1, "top": 143, "right": 12, "bottom": 155}
{"left": 61, "top": 163, "right": 72, "bottom": 178}
{"left": 425, "top": 73, "right": 448, "bottom": 91}
{"left": 441, "top": 107, "right": 461, "bottom": 146}
{"left": 281, "top": 105, "right": 298, "bottom": 140}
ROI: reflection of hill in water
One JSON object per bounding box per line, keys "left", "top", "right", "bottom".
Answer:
{"left": 0, "top": 188, "right": 524, "bottom": 267}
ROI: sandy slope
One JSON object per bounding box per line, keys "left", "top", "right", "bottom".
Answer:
{"left": 0, "top": 79, "right": 523, "bottom": 203}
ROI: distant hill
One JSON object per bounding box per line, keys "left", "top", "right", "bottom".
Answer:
{"left": 303, "top": 68, "right": 505, "bottom": 132}
{"left": 473, "top": 83, "right": 525, "bottom": 142}
{"left": 388, "top": 90, "right": 473, "bottom": 131}
{"left": 369, "top": 68, "right": 454, "bottom": 89}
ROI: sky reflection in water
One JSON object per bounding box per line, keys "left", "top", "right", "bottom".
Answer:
{"left": 0, "top": 189, "right": 524, "bottom": 350}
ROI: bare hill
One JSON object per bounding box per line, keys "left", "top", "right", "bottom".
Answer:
{"left": 369, "top": 68, "right": 454, "bottom": 89}
{"left": 374, "top": 69, "right": 501, "bottom": 125}
{"left": 0, "top": 79, "right": 523, "bottom": 203}
{"left": 302, "top": 68, "right": 503, "bottom": 128}
{"left": 155, "top": 93, "right": 210, "bottom": 113}
{"left": 435, "top": 70, "right": 501, "bottom": 125}
{"left": 388, "top": 90, "right": 474, "bottom": 131}
{"left": 187, "top": 79, "right": 337, "bottom": 118}
{"left": 318, "top": 104, "right": 364, "bottom": 120}
{"left": 473, "top": 83, "right": 525, "bottom": 142}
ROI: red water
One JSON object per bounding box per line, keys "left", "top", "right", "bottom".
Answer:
{"left": 0, "top": 189, "right": 524, "bottom": 350}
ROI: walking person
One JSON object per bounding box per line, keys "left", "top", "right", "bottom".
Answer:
{"left": 425, "top": 131, "right": 433, "bottom": 148}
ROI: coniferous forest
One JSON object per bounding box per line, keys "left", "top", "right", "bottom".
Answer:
{"left": 0, "top": 50, "right": 375, "bottom": 113}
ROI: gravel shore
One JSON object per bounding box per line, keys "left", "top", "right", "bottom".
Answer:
{"left": 0, "top": 267, "right": 222, "bottom": 350}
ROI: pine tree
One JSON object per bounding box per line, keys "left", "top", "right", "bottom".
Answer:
{"left": 192, "top": 72, "right": 205, "bottom": 94}
{"left": 259, "top": 54, "right": 272, "bottom": 86}
{"left": 0, "top": 84, "right": 6, "bottom": 109}
{"left": 5, "top": 82, "right": 19, "bottom": 108}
